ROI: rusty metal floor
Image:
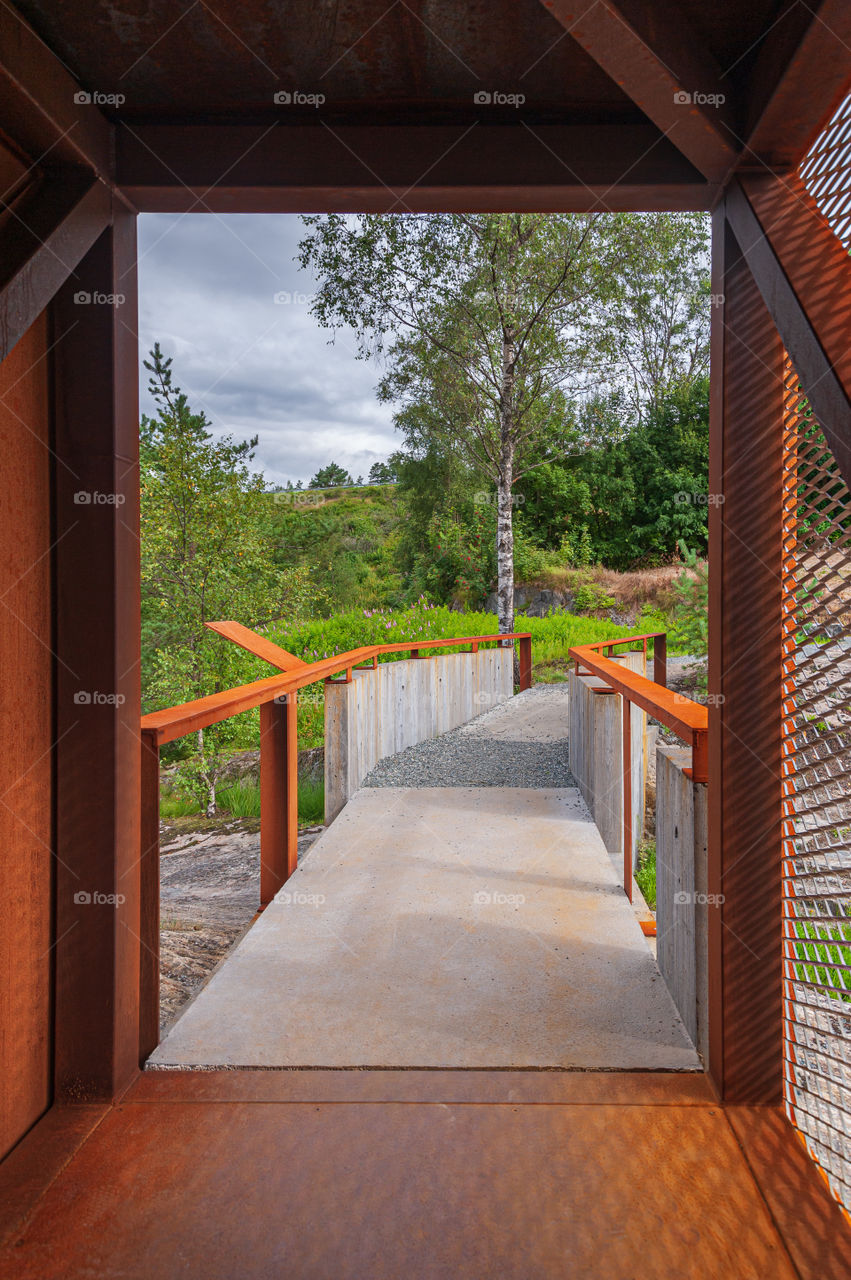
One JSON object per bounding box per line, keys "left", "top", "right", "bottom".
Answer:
{"left": 2, "top": 1070, "right": 850, "bottom": 1279}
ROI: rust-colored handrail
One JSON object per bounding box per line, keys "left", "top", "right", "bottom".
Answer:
{"left": 142, "top": 631, "right": 533, "bottom": 744}
{"left": 568, "top": 634, "right": 707, "bottom": 904}
{"left": 138, "top": 627, "right": 532, "bottom": 1062}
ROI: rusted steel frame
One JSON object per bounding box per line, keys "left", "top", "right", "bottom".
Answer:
{"left": 53, "top": 206, "right": 142, "bottom": 1101}
{"left": 706, "top": 210, "right": 785, "bottom": 1105}
{"left": 518, "top": 636, "right": 532, "bottom": 691}
{"left": 205, "top": 620, "right": 308, "bottom": 671}
{"left": 653, "top": 633, "right": 667, "bottom": 688}
{"left": 743, "top": 0, "right": 851, "bottom": 169}
{"left": 542, "top": 0, "right": 736, "bottom": 185}
{"left": 142, "top": 633, "right": 533, "bottom": 744}
{"left": 139, "top": 730, "right": 160, "bottom": 1063}
{"left": 0, "top": 171, "right": 111, "bottom": 362}
{"left": 583, "top": 630, "right": 667, "bottom": 684}
{"left": 117, "top": 123, "right": 712, "bottom": 214}
{"left": 622, "top": 697, "right": 633, "bottom": 903}
{"left": 568, "top": 644, "right": 708, "bottom": 747}
{"left": 725, "top": 174, "right": 851, "bottom": 492}
{"left": 0, "top": 6, "right": 113, "bottom": 179}
{"left": 259, "top": 694, "right": 298, "bottom": 908}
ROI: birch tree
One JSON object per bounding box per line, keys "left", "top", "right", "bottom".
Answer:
{"left": 298, "top": 213, "right": 622, "bottom": 638}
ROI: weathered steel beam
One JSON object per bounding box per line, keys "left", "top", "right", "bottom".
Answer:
{"left": 743, "top": 0, "right": 851, "bottom": 169}
{"left": 0, "top": 169, "right": 111, "bottom": 362}
{"left": 725, "top": 173, "right": 851, "bottom": 493}
{"left": 0, "top": 5, "right": 112, "bottom": 178}
{"left": 116, "top": 122, "right": 711, "bottom": 213}
{"left": 540, "top": 0, "right": 737, "bottom": 185}
{"left": 52, "top": 205, "right": 142, "bottom": 1102}
{"left": 707, "top": 208, "right": 785, "bottom": 1104}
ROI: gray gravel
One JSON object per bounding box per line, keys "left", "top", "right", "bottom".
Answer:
{"left": 362, "top": 686, "right": 575, "bottom": 789}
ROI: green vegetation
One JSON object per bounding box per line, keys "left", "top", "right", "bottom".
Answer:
{"left": 635, "top": 841, "right": 657, "bottom": 911}
{"left": 792, "top": 919, "right": 851, "bottom": 1003}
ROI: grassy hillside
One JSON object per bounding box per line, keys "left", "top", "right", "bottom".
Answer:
{"left": 267, "top": 484, "right": 403, "bottom": 612}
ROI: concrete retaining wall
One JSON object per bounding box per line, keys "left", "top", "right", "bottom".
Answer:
{"left": 655, "top": 745, "right": 709, "bottom": 1061}
{"left": 324, "top": 649, "right": 513, "bottom": 822}
{"left": 567, "top": 652, "right": 647, "bottom": 864}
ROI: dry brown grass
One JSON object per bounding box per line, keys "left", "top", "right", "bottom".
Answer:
{"left": 527, "top": 563, "right": 684, "bottom": 611}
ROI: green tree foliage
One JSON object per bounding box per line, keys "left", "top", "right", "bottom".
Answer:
{"left": 141, "top": 343, "right": 317, "bottom": 812}
{"left": 594, "top": 213, "right": 710, "bottom": 419}
{"left": 368, "top": 460, "right": 398, "bottom": 483}
{"left": 516, "top": 378, "right": 710, "bottom": 569}
{"left": 298, "top": 211, "right": 624, "bottom": 638}
{"left": 309, "top": 461, "right": 352, "bottom": 488}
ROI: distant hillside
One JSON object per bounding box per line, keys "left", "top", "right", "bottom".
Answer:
{"left": 267, "top": 484, "right": 405, "bottom": 612}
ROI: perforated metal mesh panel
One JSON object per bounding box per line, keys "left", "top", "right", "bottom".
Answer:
{"left": 801, "top": 93, "right": 851, "bottom": 249}
{"left": 781, "top": 359, "right": 851, "bottom": 1214}
{"left": 778, "top": 98, "right": 851, "bottom": 1214}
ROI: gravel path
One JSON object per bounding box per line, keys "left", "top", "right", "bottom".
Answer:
{"left": 362, "top": 685, "right": 575, "bottom": 789}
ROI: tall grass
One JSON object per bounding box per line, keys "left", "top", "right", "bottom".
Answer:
{"left": 162, "top": 777, "right": 326, "bottom": 826}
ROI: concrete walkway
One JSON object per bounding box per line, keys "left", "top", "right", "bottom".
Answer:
{"left": 151, "top": 689, "right": 699, "bottom": 1071}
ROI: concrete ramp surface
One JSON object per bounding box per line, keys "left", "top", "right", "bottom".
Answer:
{"left": 150, "top": 785, "right": 699, "bottom": 1070}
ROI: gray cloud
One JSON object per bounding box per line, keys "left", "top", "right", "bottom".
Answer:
{"left": 138, "top": 213, "right": 397, "bottom": 485}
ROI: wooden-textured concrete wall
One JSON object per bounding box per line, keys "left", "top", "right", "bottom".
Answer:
{"left": 0, "top": 313, "right": 53, "bottom": 1158}
{"left": 656, "top": 745, "right": 709, "bottom": 1061}
{"left": 567, "top": 653, "right": 647, "bottom": 862}
{"left": 324, "top": 649, "right": 512, "bottom": 822}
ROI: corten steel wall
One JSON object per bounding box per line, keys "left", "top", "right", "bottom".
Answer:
{"left": 0, "top": 311, "right": 53, "bottom": 1158}
{"left": 778, "top": 94, "right": 851, "bottom": 1213}
{"left": 708, "top": 214, "right": 786, "bottom": 1103}
{"left": 51, "top": 211, "right": 142, "bottom": 1103}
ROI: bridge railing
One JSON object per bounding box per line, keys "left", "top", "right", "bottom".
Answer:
{"left": 139, "top": 624, "right": 532, "bottom": 1059}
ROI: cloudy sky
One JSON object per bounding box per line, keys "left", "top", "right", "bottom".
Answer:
{"left": 137, "top": 214, "right": 397, "bottom": 487}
